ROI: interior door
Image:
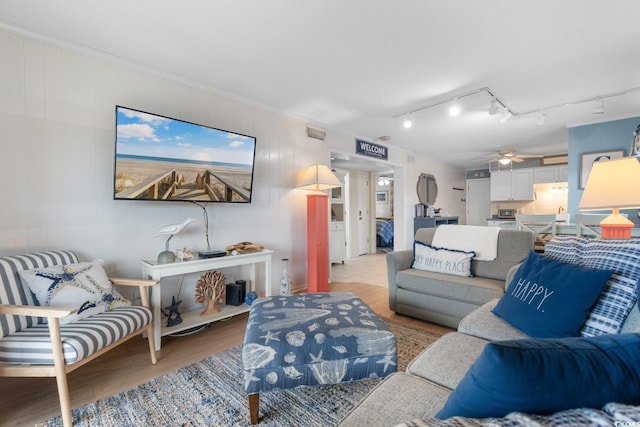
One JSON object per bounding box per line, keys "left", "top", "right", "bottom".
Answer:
{"left": 466, "top": 178, "right": 491, "bottom": 225}
{"left": 356, "top": 172, "right": 370, "bottom": 255}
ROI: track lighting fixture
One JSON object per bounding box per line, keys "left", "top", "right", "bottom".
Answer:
{"left": 393, "top": 85, "right": 640, "bottom": 128}
{"left": 402, "top": 115, "right": 413, "bottom": 129}
{"left": 488, "top": 99, "right": 500, "bottom": 115}
{"left": 535, "top": 111, "right": 547, "bottom": 127}
{"left": 499, "top": 109, "right": 512, "bottom": 124}
{"left": 449, "top": 100, "right": 461, "bottom": 116}
{"left": 592, "top": 98, "right": 605, "bottom": 114}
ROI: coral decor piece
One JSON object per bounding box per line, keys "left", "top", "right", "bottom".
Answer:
{"left": 225, "top": 241, "right": 264, "bottom": 255}
{"left": 195, "top": 271, "right": 227, "bottom": 316}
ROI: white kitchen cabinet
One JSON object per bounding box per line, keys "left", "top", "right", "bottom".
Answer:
{"left": 330, "top": 221, "right": 346, "bottom": 264}
{"left": 490, "top": 169, "right": 534, "bottom": 201}
{"left": 534, "top": 165, "right": 568, "bottom": 183}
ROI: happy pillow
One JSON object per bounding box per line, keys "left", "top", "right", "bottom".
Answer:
{"left": 436, "top": 333, "right": 640, "bottom": 419}
{"left": 492, "top": 250, "right": 612, "bottom": 338}
{"left": 412, "top": 241, "right": 475, "bottom": 277}
{"left": 19, "top": 259, "right": 131, "bottom": 324}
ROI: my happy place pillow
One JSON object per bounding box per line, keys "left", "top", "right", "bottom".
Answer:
{"left": 19, "top": 259, "right": 131, "bottom": 324}
{"left": 492, "top": 250, "right": 612, "bottom": 338}
{"left": 435, "top": 333, "right": 640, "bottom": 419}
{"left": 412, "top": 240, "right": 475, "bottom": 277}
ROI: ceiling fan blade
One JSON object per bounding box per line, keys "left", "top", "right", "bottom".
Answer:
{"left": 511, "top": 157, "right": 525, "bottom": 163}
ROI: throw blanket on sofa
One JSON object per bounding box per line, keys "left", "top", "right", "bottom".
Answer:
{"left": 432, "top": 225, "right": 501, "bottom": 261}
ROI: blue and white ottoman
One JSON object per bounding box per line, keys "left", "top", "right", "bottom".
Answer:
{"left": 242, "top": 292, "right": 397, "bottom": 424}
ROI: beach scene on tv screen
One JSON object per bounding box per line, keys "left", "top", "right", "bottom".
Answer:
{"left": 114, "top": 107, "right": 256, "bottom": 202}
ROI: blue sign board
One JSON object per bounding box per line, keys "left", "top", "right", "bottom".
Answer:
{"left": 355, "top": 139, "right": 388, "bottom": 160}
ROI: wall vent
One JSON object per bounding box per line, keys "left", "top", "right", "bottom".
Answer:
{"left": 306, "top": 125, "right": 326, "bottom": 141}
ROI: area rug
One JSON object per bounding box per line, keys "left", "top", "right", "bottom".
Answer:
{"left": 45, "top": 319, "right": 441, "bottom": 427}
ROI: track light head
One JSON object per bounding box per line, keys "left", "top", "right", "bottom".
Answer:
{"left": 535, "top": 111, "right": 547, "bottom": 127}
{"left": 592, "top": 98, "right": 605, "bottom": 114}
{"left": 402, "top": 115, "right": 413, "bottom": 128}
{"left": 488, "top": 99, "right": 499, "bottom": 115}
{"left": 449, "top": 101, "right": 461, "bottom": 117}
{"left": 499, "top": 109, "right": 512, "bottom": 124}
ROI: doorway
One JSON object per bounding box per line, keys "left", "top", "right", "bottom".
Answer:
{"left": 330, "top": 152, "right": 402, "bottom": 263}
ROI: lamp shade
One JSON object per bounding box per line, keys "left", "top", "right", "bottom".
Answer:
{"left": 296, "top": 164, "right": 341, "bottom": 191}
{"left": 579, "top": 157, "right": 640, "bottom": 211}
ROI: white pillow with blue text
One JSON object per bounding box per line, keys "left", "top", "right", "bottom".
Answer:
{"left": 412, "top": 241, "right": 475, "bottom": 277}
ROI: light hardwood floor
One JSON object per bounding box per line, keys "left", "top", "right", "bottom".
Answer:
{"left": 1, "top": 254, "right": 451, "bottom": 427}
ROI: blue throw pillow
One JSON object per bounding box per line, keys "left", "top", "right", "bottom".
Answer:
{"left": 436, "top": 333, "right": 640, "bottom": 419}
{"left": 492, "top": 250, "right": 612, "bottom": 338}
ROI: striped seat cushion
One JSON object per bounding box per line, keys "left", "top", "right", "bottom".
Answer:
{"left": 1, "top": 250, "right": 79, "bottom": 338}
{"left": 0, "top": 306, "right": 151, "bottom": 365}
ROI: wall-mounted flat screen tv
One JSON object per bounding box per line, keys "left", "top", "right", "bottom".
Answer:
{"left": 114, "top": 106, "right": 256, "bottom": 203}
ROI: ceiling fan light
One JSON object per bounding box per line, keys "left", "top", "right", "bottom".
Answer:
{"left": 499, "top": 157, "right": 512, "bottom": 165}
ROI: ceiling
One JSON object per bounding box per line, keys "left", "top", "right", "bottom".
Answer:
{"left": 1, "top": 0, "right": 639, "bottom": 171}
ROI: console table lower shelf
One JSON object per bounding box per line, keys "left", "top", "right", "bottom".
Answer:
{"left": 140, "top": 249, "right": 273, "bottom": 351}
{"left": 161, "top": 303, "right": 250, "bottom": 336}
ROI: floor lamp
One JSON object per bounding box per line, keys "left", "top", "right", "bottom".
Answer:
{"left": 579, "top": 156, "right": 640, "bottom": 238}
{"left": 297, "top": 164, "right": 342, "bottom": 292}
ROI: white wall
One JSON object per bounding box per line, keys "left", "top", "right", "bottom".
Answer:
{"left": 0, "top": 28, "right": 465, "bottom": 303}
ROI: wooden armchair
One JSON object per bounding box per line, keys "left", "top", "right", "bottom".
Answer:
{"left": 0, "top": 250, "right": 158, "bottom": 427}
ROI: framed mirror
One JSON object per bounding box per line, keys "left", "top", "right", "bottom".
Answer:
{"left": 417, "top": 173, "right": 438, "bottom": 205}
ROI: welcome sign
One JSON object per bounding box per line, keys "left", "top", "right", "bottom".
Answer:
{"left": 355, "top": 139, "right": 388, "bottom": 160}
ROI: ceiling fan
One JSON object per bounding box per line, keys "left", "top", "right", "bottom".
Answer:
{"left": 488, "top": 148, "right": 544, "bottom": 165}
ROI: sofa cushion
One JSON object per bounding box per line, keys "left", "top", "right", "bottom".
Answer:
{"left": 407, "top": 332, "right": 488, "bottom": 390}
{"left": 457, "top": 299, "right": 530, "bottom": 341}
{"left": 412, "top": 241, "right": 475, "bottom": 277}
{"left": 338, "top": 372, "right": 451, "bottom": 427}
{"left": 19, "top": 259, "right": 131, "bottom": 324}
{"left": 492, "top": 250, "right": 612, "bottom": 338}
{"left": 435, "top": 333, "right": 640, "bottom": 419}
{"left": 397, "top": 270, "right": 504, "bottom": 306}
{"left": 0, "top": 306, "right": 151, "bottom": 364}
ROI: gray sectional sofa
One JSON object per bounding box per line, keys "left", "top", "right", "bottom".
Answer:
{"left": 340, "top": 235, "right": 640, "bottom": 426}
{"left": 387, "top": 227, "right": 533, "bottom": 328}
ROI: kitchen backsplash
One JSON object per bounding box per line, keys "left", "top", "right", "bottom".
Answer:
{"left": 493, "top": 182, "right": 568, "bottom": 216}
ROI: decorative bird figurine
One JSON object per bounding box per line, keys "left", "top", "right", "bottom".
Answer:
{"left": 154, "top": 218, "right": 196, "bottom": 264}
{"left": 153, "top": 217, "right": 197, "bottom": 238}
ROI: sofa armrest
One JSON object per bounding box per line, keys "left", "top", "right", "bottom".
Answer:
{"left": 387, "top": 249, "right": 413, "bottom": 311}
{"left": 505, "top": 263, "right": 522, "bottom": 291}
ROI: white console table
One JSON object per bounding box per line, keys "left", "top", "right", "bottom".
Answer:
{"left": 140, "top": 250, "right": 273, "bottom": 351}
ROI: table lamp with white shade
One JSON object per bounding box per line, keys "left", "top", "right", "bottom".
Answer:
{"left": 296, "top": 164, "right": 342, "bottom": 292}
{"left": 579, "top": 156, "right": 640, "bottom": 239}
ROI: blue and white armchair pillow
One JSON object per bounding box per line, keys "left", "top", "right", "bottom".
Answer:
{"left": 19, "top": 259, "right": 131, "bottom": 324}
